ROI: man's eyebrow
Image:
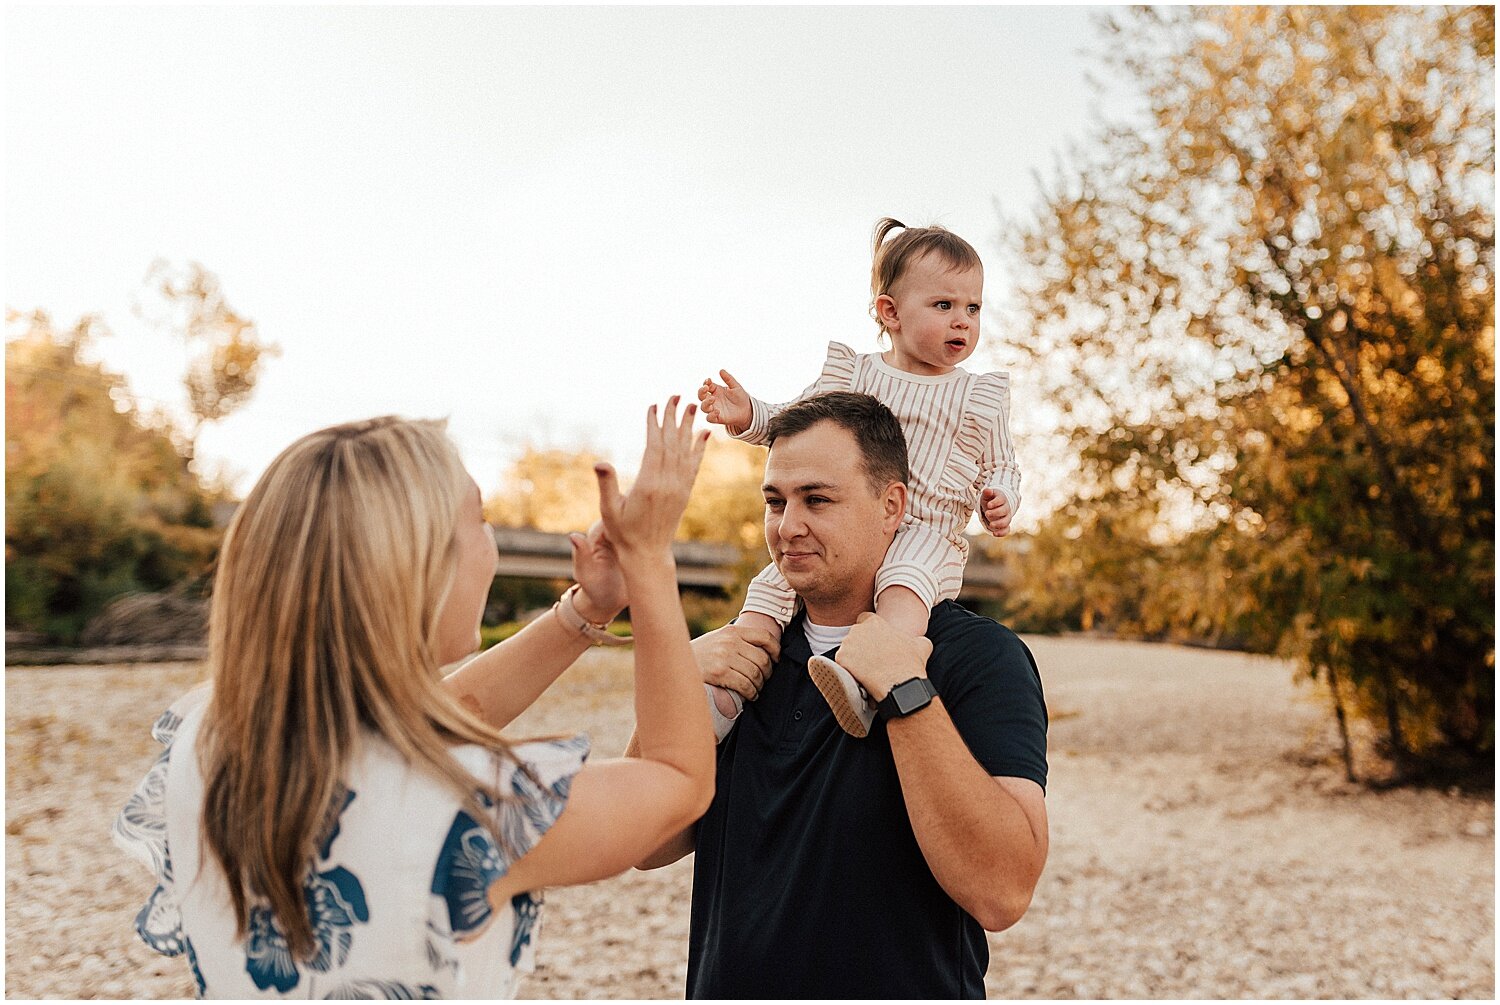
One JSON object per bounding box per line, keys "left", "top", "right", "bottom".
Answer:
{"left": 762, "top": 481, "right": 838, "bottom": 494}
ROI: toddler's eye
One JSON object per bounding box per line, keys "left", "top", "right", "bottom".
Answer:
{"left": 935, "top": 300, "right": 952, "bottom": 310}
{"left": 967, "top": 304, "right": 981, "bottom": 315}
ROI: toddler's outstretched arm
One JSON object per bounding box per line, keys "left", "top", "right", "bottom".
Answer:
{"left": 697, "top": 370, "right": 754, "bottom": 436}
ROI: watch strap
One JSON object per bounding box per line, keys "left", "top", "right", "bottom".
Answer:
{"left": 553, "top": 585, "right": 631, "bottom": 646}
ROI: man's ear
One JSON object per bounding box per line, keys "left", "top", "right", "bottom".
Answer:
{"left": 874, "top": 293, "right": 900, "bottom": 333}
{"left": 882, "top": 481, "right": 908, "bottom": 532}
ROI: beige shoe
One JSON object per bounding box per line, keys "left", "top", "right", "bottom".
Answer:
{"left": 808, "top": 654, "right": 876, "bottom": 738}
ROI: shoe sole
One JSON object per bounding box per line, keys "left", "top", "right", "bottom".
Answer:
{"left": 808, "top": 655, "right": 872, "bottom": 738}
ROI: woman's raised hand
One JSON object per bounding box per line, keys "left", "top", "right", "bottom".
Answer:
{"left": 593, "top": 397, "right": 710, "bottom": 566}
{"left": 569, "top": 520, "right": 627, "bottom": 622}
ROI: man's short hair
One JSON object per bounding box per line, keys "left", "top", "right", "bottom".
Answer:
{"left": 764, "top": 392, "right": 910, "bottom": 493}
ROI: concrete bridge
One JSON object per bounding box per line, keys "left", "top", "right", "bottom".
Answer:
{"left": 493, "top": 527, "right": 1017, "bottom": 601}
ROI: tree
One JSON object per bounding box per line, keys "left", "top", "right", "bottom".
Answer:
{"left": 482, "top": 434, "right": 768, "bottom": 631}
{"left": 135, "top": 259, "right": 279, "bottom": 464}
{"left": 1008, "top": 7, "right": 1493, "bottom": 781}
{"left": 484, "top": 445, "right": 611, "bottom": 534}
{"left": 5, "top": 310, "right": 220, "bottom": 640}
{"left": 487, "top": 434, "right": 767, "bottom": 550}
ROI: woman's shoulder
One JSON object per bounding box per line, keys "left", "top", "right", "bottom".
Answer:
{"left": 151, "top": 684, "right": 213, "bottom": 745}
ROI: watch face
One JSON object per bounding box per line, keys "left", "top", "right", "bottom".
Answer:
{"left": 893, "top": 679, "right": 932, "bottom": 714}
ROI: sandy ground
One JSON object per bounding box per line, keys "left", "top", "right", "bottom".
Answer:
{"left": 6, "top": 637, "right": 1494, "bottom": 999}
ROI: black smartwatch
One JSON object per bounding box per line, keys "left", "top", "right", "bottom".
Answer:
{"left": 876, "top": 677, "right": 938, "bottom": 721}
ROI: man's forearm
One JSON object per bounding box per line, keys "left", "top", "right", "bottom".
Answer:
{"left": 623, "top": 728, "right": 699, "bottom": 867}
{"left": 887, "top": 698, "right": 1048, "bottom": 932}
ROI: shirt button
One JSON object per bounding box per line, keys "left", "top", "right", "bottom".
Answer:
{"left": 793, "top": 709, "right": 803, "bottom": 721}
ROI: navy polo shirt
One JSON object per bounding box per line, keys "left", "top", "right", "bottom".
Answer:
{"left": 686, "top": 601, "right": 1048, "bottom": 999}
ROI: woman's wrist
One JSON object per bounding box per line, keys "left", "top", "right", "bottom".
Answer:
{"left": 571, "top": 584, "right": 625, "bottom": 625}
{"left": 617, "top": 552, "right": 678, "bottom": 587}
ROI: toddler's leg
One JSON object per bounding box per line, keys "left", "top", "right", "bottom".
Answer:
{"left": 807, "top": 586, "right": 928, "bottom": 740}
{"left": 808, "top": 523, "right": 957, "bottom": 739}
{"left": 706, "top": 682, "right": 743, "bottom": 742}
{"left": 873, "top": 584, "right": 930, "bottom": 638}
{"left": 706, "top": 568, "right": 792, "bottom": 741}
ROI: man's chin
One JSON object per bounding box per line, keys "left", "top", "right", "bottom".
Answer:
{"left": 775, "top": 563, "right": 819, "bottom": 596}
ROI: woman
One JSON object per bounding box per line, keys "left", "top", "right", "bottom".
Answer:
{"left": 113, "top": 400, "right": 715, "bottom": 998}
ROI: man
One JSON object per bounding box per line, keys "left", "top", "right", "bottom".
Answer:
{"left": 639, "top": 391, "right": 1048, "bottom": 999}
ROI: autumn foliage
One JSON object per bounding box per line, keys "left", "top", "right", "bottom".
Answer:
{"left": 5, "top": 311, "right": 219, "bottom": 640}
{"left": 1004, "top": 7, "right": 1494, "bottom": 782}
{"left": 6, "top": 265, "right": 276, "bottom": 642}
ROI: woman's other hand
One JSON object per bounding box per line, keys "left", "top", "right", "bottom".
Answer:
{"left": 593, "top": 397, "right": 709, "bottom": 566}
{"left": 569, "top": 521, "right": 626, "bottom": 622}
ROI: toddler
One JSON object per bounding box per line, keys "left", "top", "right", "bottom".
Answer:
{"left": 698, "top": 217, "right": 1020, "bottom": 738}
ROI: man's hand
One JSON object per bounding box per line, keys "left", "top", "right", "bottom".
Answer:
{"left": 692, "top": 622, "right": 780, "bottom": 701}
{"left": 980, "top": 488, "right": 1014, "bottom": 537}
{"left": 697, "top": 370, "right": 753, "bottom": 435}
{"left": 837, "top": 612, "right": 934, "bottom": 702}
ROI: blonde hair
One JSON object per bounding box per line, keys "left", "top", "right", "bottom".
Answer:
{"left": 869, "top": 217, "right": 984, "bottom": 341}
{"left": 198, "top": 416, "right": 516, "bottom": 961}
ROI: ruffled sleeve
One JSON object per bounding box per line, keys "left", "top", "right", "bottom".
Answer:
{"left": 495, "top": 734, "right": 591, "bottom": 862}
{"left": 964, "top": 370, "right": 1021, "bottom": 518}
{"left": 427, "top": 734, "right": 591, "bottom": 952}
{"left": 734, "top": 341, "right": 860, "bottom": 446}
{"left": 111, "top": 687, "right": 211, "bottom": 959}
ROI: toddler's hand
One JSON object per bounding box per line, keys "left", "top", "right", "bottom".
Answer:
{"left": 697, "top": 369, "right": 753, "bottom": 435}
{"left": 981, "top": 487, "right": 1014, "bottom": 537}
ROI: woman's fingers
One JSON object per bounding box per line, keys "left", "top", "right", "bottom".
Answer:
{"left": 606, "top": 398, "right": 707, "bottom": 551}
{"left": 644, "top": 402, "right": 662, "bottom": 452}
{"left": 593, "top": 462, "right": 623, "bottom": 527}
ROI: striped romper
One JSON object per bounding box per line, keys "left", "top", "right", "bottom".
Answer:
{"left": 733, "top": 341, "right": 1021, "bottom": 624}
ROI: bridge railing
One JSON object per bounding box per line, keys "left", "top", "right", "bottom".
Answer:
{"left": 493, "top": 527, "right": 1018, "bottom": 599}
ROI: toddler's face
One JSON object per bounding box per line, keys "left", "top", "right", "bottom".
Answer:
{"left": 881, "top": 252, "right": 984, "bottom": 376}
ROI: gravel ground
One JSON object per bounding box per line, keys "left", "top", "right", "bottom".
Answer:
{"left": 6, "top": 637, "right": 1494, "bottom": 999}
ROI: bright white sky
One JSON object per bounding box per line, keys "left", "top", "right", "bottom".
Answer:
{"left": 6, "top": 4, "right": 1121, "bottom": 527}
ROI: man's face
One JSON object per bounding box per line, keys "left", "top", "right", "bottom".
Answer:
{"left": 762, "top": 420, "right": 904, "bottom": 621}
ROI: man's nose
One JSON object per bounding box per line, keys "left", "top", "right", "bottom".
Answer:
{"left": 778, "top": 505, "right": 807, "bottom": 540}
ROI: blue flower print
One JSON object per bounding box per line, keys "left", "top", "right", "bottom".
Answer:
{"left": 303, "top": 865, "right": 371, "bottom": 972}
{"left": 430, "top": 811, "right": 505, "bottom": 937}
{"left": 243, "top": 789, "right": 369, "bottom": 991}
{"left": 500, "top": 736, "right": 587, "bottom": 855}
{"left": 424, "top": 914, "right": 460, "bottom": 978}
{"left": 114, "top": 753, "right": 171, "bottom": 880}
{"left": 509, "top": 892, "right": 541, "bottom": 966}
{"left": 150, "top": 706, "right": 184, "bottom": 745}
{"left": 134, "top": 881, "right": 186, "bottom": 957}
{"left": 131, "top": 841, "right": 186, "bottom": 957}
{"left": 246, "top": 905, "right": 300, "bottom": 993}
{"left": 321, "top": 979, "right": 442, "bottom": 999}
{"left": 184, "top": 936, "right": 207, "bottom": 998}
{"left": 315, "top": 787, "right": 356, "bottom": 861}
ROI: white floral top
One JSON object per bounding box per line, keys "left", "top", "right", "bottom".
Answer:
{"left": 113, "top": 687, "right": 589, "bottom": 999}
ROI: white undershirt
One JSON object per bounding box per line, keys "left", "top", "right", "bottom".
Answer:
{"left": 802, "top": 618, "right": 853, "bottom": 657}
